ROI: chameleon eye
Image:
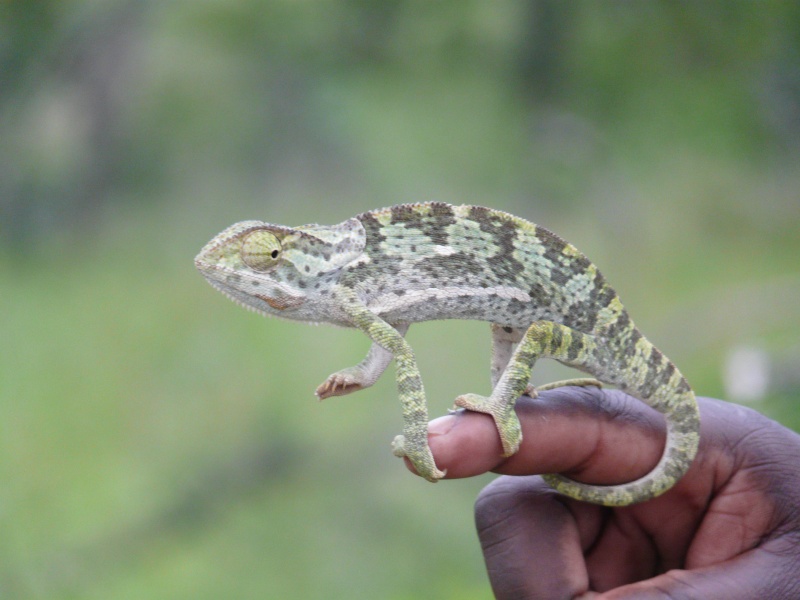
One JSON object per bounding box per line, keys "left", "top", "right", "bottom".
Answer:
{"left": 241, "top": 230, "right": 282, "bottom": 271}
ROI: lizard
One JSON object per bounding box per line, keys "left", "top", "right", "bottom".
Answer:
{"left": 194, "top": 202, "right": 700, "bottom": 506}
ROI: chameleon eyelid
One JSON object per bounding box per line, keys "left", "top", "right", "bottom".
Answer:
{"left": 241, "top": 230, "right": 283, "bottom": 271}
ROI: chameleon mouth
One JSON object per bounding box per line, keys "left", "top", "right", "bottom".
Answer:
{"left": 195, "top": 245, "right": 305, "bottom": 318}
{"left": 202, "top": 276, "right": 272, "bottom": 318}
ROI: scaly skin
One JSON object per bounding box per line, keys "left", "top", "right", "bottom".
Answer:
{"left": 195, "top": 202, "right": 700, "bottom": 506}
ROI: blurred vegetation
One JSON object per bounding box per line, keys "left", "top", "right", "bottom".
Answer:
{"left": 2, "top": 1, "right": 799, "bottom": 598}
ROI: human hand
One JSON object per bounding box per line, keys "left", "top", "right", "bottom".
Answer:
{"left": 412, "top": 387, "right": 800, "bottom": 598}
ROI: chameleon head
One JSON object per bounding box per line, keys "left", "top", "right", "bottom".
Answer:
{"left": 194, "top": 217, "right": 366, "bottom": 319}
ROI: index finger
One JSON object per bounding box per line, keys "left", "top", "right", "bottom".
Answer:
{"left": 419, "top": 387, "right": 667, "bottom": 485}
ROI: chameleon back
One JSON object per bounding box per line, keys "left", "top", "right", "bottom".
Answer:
{"left": 343, "top": 202, "right": 623, "bottom": 336}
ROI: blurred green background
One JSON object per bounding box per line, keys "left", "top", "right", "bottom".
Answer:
{"left": 2, "top": 1, "right": 800, "bottom": 598}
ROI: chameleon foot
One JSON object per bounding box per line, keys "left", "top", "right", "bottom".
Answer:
{"left": 315, "top": 371, "right": 366, "bottom": 399}
{"left": 391, "top": 435, "right": 446, "bottom": 482}
{"left": 453, "top": 393, "right": 522, "bottom": 456}
{"left": 534, "top": 378, "right": 602, "bottom": 393}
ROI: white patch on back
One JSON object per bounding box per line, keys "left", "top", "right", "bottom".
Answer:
{"left": 369, "top": 285, "right": 530, "bottom": 315}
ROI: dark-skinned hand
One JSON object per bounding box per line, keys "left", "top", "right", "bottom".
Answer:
{"left": 404, "top": 387, "right": 800, "bottom": 599}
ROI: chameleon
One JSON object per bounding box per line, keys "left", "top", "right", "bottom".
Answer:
{"left": 194, "top": 202, "right": 700, "bottom": 506}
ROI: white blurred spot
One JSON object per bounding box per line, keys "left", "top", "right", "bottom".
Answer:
{"left": 723, "top": 345, "right": 771, "bottom": 403}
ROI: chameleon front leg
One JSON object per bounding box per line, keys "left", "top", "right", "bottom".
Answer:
{"left": 333, "top": 288, "right": 444, "bottom": 482}
{"left": 457, "top": 321, "right": 602, "bottom": 457}
{"left": 316, "top": 323, "right": 409, "bottom": 399}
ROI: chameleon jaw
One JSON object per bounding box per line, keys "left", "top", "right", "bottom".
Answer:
{"left": 203, "top": 278, "right": 273, "bottom": 318}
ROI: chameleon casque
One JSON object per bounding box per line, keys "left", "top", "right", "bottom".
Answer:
{"left": 195, "top": 202, "right": 700, "bottom": 506}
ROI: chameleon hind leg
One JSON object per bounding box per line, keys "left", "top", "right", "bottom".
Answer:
{"left": 488, "top": 324, "right": 601, "bottom": 398}
{"left": 316, "top": 324, "right": 409, "bottom": 399}
{"left": 456, "top": 321, "right": 603, "bottom": 457}
{"left": 489, "top": 324, "right": 536, "bottom": 396}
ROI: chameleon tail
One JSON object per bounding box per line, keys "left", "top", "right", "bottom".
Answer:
{"left": 543, "top": 338, "right": 701, "bottom": 506}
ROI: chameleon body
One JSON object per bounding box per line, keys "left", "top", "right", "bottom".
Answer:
{"left": 195, "top": 202, "right": 700, "bottom": 506}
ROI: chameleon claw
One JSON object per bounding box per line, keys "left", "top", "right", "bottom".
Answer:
{"left": 315, "top": 375, "right": 365, "bottom": 400}
{"left": 391, "top": 434, "right": 406, "bottom": 458}
{"left": 454, "top": 393, "right": 522, "bottom": 456}
{"left": 391, "top": 435, "right": 445, "bottom": 481}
